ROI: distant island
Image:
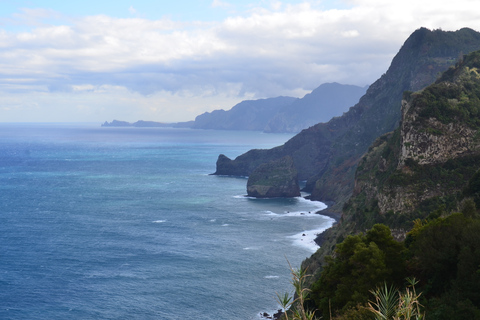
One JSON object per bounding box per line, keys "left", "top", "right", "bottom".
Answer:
{"left": 101, "top": 119, "right": 194, "bottom": 128}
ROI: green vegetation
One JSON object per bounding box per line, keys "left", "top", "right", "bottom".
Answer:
{"left": 298, "top": 209, "right": 480, "bottom": 319}
{"left": 367, "top": 279, "right": 424, "bottom": 320}
{"left": 277, "top": 261, "right": 318, "bottom": 320}
{"left": 310, "top": 225, "right": 406, "bottom": 318}
{"left": 412, "top": 51, "right": 480, "bottom": 128}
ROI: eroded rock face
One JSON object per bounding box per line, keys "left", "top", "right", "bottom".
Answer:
{"left": 247, "top": 156, "right": 300, "bottom": 198}
{"left": 351, "top": 52, "right": 480, "bottom": 217}
{"left": 399, "top": 99, "right": 479, "bottom": 167}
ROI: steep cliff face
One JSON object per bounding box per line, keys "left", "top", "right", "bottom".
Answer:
{"left": 302, "top": 50, "right": 480, "bottom": 278}
{"left": 214, "top": 28, "right": 480, "bottom": 211}
{"left": 352, "top": 50, "right": 480, "bottom": 221}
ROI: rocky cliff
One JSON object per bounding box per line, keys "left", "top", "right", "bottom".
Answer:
{"left": 302, "top": 49, "right": 480, "bottom": 280}
{"left": 215, "top": 27, "right": 480, "bottom": 209}
{"left": 353, "top": 51, "right": 480, "bottom": 219}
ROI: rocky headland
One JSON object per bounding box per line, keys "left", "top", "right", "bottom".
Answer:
{"left": 214, "top": 28, "right": 480, "bottom": 212}
{"left": 246, "top": 156, "right": 300, "bottom": 198}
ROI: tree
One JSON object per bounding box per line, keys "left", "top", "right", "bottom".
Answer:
{"left": 310, "top": 224, "right": 406, "bottom": 318}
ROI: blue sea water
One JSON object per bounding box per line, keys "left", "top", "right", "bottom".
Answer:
{"left": 0, "top": 123, "right": 334, "bottom": 320}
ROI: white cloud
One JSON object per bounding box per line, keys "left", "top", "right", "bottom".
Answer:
{"left": 211, "top": 0, "right": 231, "bottom": 8}
{"left": 1, "top": 0, "right": 480, "bottom": 122}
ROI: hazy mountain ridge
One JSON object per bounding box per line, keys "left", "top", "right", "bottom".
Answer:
{"left": 215, "top": 27, "right": 480, "bottom": 212}
{"left": 192, "top": 83, "right": 366, "bottom": 132}
{"left": 102, "top": 83, "right": 366, "bottom": 133}
{"left": 264, "top": 83, "right": 368, "bottom": 133}
{"left": 191, "top": 96, "right": 298, "bottom": 131}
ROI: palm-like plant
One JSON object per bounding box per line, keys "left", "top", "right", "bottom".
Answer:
{"left": 276, "top": 260, "right": 319, "bottom": 320}
{"left": 367, "top": 278, "right": 424, "bottom": 320}
{"left": 367, "top": 283, "right": 398, "bottom": 320}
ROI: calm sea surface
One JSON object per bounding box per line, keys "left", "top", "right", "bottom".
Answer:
{"left": 0, "top": 123, "right": 334, "bottom": 320}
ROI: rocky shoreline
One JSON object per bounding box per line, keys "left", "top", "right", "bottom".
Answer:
{"left": 313, "top": 207, "right": 341, "bottom": 246}
{"left": 260, "top": 204, "right": 341, "bottom": 320}
{"left": 259, "top": 309, "right": 284, "bottom": 320}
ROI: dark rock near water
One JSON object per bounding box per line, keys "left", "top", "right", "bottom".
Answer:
{"left": 247, "top": 156, "right": 300, "bottom": 198}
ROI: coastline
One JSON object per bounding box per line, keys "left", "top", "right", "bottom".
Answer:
{"left": 314, "top": 206, "right": 341, "bottom": 246}
{"left": 260, "top": 203, "right": 341, "bottom": 320}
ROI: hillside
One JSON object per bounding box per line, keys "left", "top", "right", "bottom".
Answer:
{"left": 299, "top": 49, "right": 480, "bottom": 320}
{"left": 349, "top": 50, "right": 480, "bottom": 228}
{"left": 214, "top": 27, "right": 480, "bottom": 212}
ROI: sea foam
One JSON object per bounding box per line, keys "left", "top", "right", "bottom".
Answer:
{"left": 287, "top": 221, "right": 336, "bottom": 253}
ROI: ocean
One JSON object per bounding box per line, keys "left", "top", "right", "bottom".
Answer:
{"left": 0, "top": 123, "right": 334, "bottom": 320}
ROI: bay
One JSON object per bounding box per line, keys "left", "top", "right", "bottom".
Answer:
{"left": 0, "top": 123, "right": 334, "bottom": 319}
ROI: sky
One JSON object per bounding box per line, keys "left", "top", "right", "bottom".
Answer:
{"left": 1, "top": 1, "right": 480, "bottom": 123}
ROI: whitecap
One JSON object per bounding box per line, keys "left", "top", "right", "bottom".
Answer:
{"left": 233, "top": 195, "right": 255, "bottom": 199}
{"left": 264, "top": 211, "right": 278, "bottom": 216}
{"left": 264, "top": 275, "right": 279, "bottom": 279}
{"left": 283, "top": 211, "right": 319, "bottom": 217}
{"left": 287, "top": 221, "right": 336, "bottom": 253}
{"left": 222, "top": 224, "right": 229, "bottom": 227}
{"left": 152, "top": 220, "right": 166, "bottom": 223}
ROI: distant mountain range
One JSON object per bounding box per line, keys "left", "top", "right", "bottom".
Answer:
{"left": 264, "top": 83, "right": 368, "bottom": 133}
{"left": 102, "top": 82, "right": 367, "bottom": 133}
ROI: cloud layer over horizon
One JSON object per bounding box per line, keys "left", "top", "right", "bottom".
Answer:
{"left": 1, "top": 0, "right": 480, "bottom": 122}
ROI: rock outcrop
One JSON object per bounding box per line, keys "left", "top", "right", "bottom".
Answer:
{"left": 399, "top": 97, "right": 480, "bottom": 168}
{"left": 352, "top": 50, "right": 480, "bottom": 217}
{"left": 246, "top": 156, "right": 300, "bottom": 198}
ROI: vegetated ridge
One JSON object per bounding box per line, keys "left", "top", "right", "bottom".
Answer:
{"left": 214, "top": 27, "right": 480, "bottom": 212}
{"left": 298, "top": 49, "right": 480, "bottom": 320}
